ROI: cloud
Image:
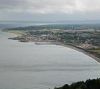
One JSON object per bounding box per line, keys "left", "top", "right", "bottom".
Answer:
{"left": 0, "top": 0, "right": 100, "bottom": 14}
{"left": 0, "top": 0, "right": 100, "bottom": 21}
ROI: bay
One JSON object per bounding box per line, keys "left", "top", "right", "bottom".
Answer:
{"left": 0, "top": 30, "right": 100, "bottom": 89}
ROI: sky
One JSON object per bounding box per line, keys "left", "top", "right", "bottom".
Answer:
{"left": 0, "top": 0, "right": 100, "bottom": 22}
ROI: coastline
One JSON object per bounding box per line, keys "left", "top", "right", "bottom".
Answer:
{"left": 6, "top": 31, "right": 100, "bottom": 63}
{"left": 59, "top": 43, "right": 100, "bottom": 63}
{"left": 1, "top": 30, "right": 100, "bottom": 89}
{"left": 45, "top": 41, "right": 100, "bottom": 63}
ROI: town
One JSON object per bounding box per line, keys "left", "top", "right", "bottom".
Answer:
{"left": 5, "top": 24, "right": 100, "bottom": 60}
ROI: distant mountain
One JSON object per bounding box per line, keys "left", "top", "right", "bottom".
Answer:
{"left": 1, "top": 20, "right": 100, "bottom": 30}
{"left": 5, "top": 24, "right": 100, "bottom": 31}
{"left": 1, "top": 20, "right": 100, "bottom": 24}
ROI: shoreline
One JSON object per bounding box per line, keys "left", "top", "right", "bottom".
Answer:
{"left": 6, "top": 31, "right": 100, "bottom": 63}
{"left": 44, "top": 41, "right": 100, "bottom": 63}
{"left": 59, "top": 43, "right": 100, "bottom": 63}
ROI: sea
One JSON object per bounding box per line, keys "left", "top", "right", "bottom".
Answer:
{"left": 0, "top": 22, "right": 100, "bottom": 89}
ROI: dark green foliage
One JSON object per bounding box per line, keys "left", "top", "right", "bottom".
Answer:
{"left": 55, "top": 78, "right": 100, "bottom": 89}
{"left": 85, "top": 79, "right": 100, "bottom": 89}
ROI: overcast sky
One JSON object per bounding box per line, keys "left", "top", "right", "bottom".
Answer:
{"left": 0, "top": 0, "right": 100, "bottom": 22}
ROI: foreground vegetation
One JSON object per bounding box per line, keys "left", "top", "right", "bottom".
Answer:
{"left": 55, "top": 78, "right": 100, "bottom": 89}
